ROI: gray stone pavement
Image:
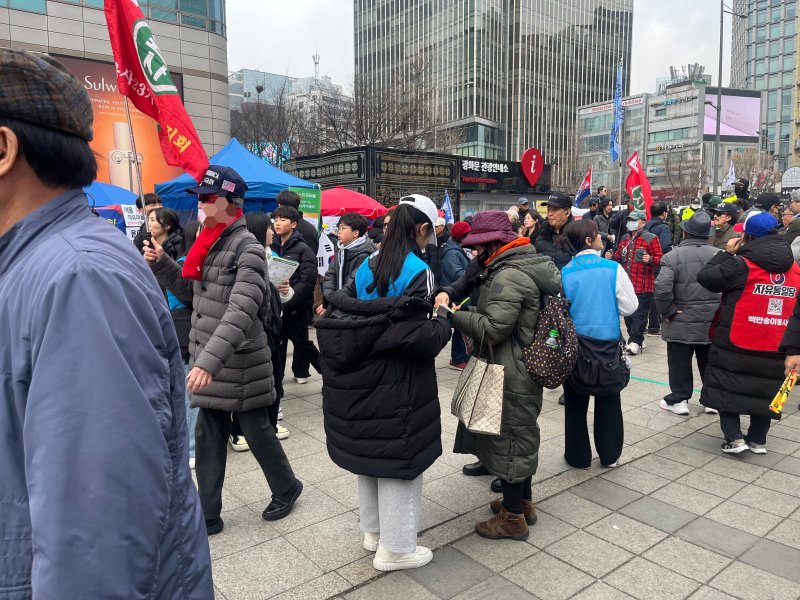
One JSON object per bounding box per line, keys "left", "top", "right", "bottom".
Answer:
{"left": 208, "top": 332, "right": 800, "bottom": 600}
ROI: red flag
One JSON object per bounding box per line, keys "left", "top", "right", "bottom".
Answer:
{"left": 105, "top": 0, "right": 209, "bottom": 181}
{"left": 625, "top": 152, "right": 653, "bottom": 218}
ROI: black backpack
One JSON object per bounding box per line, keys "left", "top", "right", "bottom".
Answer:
{"left": 232, "top": 237, "right": 282, "bottom": 347}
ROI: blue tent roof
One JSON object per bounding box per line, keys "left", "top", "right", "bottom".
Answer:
{"left": 154, "top": 138, "right": 315, "bottom": 218}
{"left": 83, "top": 181, "right": 138, "bottom": 207}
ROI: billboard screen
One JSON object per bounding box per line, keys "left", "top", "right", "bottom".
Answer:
{"left": 703, "top": 88, "right": 761, "bottom": 143}
{"left": 54, "top": 55, "right": 185, "bottom": 195}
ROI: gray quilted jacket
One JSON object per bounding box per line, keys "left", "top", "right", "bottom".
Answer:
{"left": 654, "top": 238, "right": 721, "bottom": 344}
{"left": 152, "top": 217, "right": 277, "bottom": 411}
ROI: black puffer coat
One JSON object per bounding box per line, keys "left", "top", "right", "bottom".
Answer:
{"left": 534, "top": 216, "right": 575, "bottom": 271}
{"left": 316, "top": 293, "right": 451, "bottom": 479}
{"left": 272, "top": 231, "right": 318, "bottom": 312}
{"left": 697, "top": 235, "right": 794, "bottom": 418}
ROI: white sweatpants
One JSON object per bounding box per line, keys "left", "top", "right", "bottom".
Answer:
{"left": 357, "top": 474, "right": 423, "bottom": 554}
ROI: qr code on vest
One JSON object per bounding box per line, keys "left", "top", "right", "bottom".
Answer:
{"left": 768, "top": 298, "right": 783, "bottom": 316}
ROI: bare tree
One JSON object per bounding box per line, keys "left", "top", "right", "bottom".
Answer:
{"left": 729, "top": 148, "right": 782, "bottom": 195}
{"left": 662, "top": 150, "right": 704, "bottom": 200}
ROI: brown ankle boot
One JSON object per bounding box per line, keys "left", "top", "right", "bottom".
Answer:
{"left": 476, "top": 505, "right": 529, "bottom": 541}
{"left": 490, "top": 498, "right": 537, "bottom": 526}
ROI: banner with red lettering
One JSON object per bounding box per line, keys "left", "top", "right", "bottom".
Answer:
{"left": 105, "top": 0, "right": 208, "bottom": 181}
{"left": 625, "top": 152, "right": 653, "bottom": 217}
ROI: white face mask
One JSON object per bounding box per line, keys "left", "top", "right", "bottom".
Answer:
{"left": 626, "top": 221, "right": 639, "bottom": 232}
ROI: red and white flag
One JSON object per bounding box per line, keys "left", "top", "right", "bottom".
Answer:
{"left": 105, "top": 0, "right": 209, "bottom": 181}
{"left": 625, "top": 152, "right": 653, "bottom": 217}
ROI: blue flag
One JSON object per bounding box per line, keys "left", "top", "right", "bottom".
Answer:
{"left": 610, "top": 61, "right": 624, "bottom": 163}
{"left": 442, "top": 190, "right": 455, "bottom": 225}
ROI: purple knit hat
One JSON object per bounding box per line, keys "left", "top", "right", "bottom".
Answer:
{"left": 460, "top": 211, "right": 519, "bottom": 247}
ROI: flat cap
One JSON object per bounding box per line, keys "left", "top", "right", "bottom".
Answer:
{"left": 0, "top": 48, "right": 93, "bottom": 141}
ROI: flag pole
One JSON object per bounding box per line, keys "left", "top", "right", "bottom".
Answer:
{"left": 123, "top": 96, "right": 147, "bottom": 233}
{"left": 616, "top": 57, "right": 625, "bottom": 207}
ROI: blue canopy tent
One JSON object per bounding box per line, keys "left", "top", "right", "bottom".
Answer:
{"left": 83, "top": 181, "right": 141, "bottom": 238}
{"left": 154, "top": 138, "right": 316, "bottom": 222}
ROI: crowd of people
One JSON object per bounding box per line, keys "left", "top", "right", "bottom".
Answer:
{"left": 5, "top": 49, "right": 800, "bottom": 597}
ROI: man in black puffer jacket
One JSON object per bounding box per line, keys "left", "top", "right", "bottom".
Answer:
{"left": 535, "top": 193, "right": 575, "bottom": 270}
{"left": 697, "top": 212, "right": 800, "bottom": 454}
{"left": 272, "top": 205, "right": 321, "bottom": 383}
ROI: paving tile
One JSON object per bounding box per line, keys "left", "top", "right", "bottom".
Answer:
{"left": 344, "top": 571, "right": 439, "bottom": 600}
{"left": 452, "top": 532, "right": 537, "bottom": 572}
{"left": 285, "top": 512, "right": 370, "bottom": 572}
{"left": 600, "top": 465, "right": 671, "bottom": 494}
{"left": 423, "top": 472, "right": 499, "bottom": 514}
{"left": 760, "top": 435, "right": 800, "bottom": 456}
{"left": 213, "top": 538, "right": 324, "bottom": 600}
{"left": 271, "top": 572, "right": 351, "bottom": 600}
{"left": 675, "top": 469, "right": 746, "bottom": 499}
{"left": 546, "top": 530, "right": 633, "bottom": 578}
{"left": 570, "top": 477, "right": 643, "bottom": 510}
{"left": 729, "top": 482, "right": 800, "bottom": 518}
{"left": 290, "top": 451, "right": 348, "bottom": 485}
{"left": 629, "top": 433, "right": 681, "bottom": 455}
{"left": 630, "top": 454, "right": 695, "bottom": 480}
{"left": 223, "top": 468, "right": 274, "bottom": 505}
{"left": 450, "top": 575, "right": 538, "bottom": 600}
{"left": 531, "top": 468, "right": 596, "bottom": 502}
{"left": 709, "top": 561, "right": 800, "bottom": 600}
{"left": 277, "top": 431, "right": 329, "bottom": 461}
{"left": 224, "top": 448, "right": 262, "bottom": 476}
{"left": 603, "top": 557, "right": 699, "bottom": 600}
{"left": 207, "top": 506, "right": 279, "bottom": 560}
{"left": 649, "top": 482, "right": 724, "bottom": 516}
{"left": 502, "top": 552, "right": 595, "bottom": 600}
{"left": 675, "top": 517, "right": 759, "bottom": 558}
{"left": 642, "top": 537, "right": 732, "bottom": 583}
{"left": 704, "top": 499, "right": 782, "bottom": 537}
{"left": 766, "top": 518, "right": 800, "bottom": 551}
{"left": 773, "top": 455, "right": 800, "bottom": 477}
{"left": 571, "top": 581, "right": 636, "bottom": 600}
{"left": 585, "top": 513, "right": 667, "bottom": 554}
{"left": 525, "top": 509, "right": 577, "bottom": 549}
{"left": 755, "top": 469, "right": 800, "bottom": 496}
{"left": 266, "top": 486, "right": 350, "bottom": 535}
{"left": 405, "top": 547, "right": 494, "bottom": 600}
{"left": 419, "top": 497, "right": 459, "bottom": 532}
{"left": 702, "top": 456, "right": 767, "bottom": 483}
{"left": 313, "top": 473, "right": 359, "bottom": 510}
{"left": 686, "top": 586, "right": 736, "bottom": 600}
{"left": 678, "top": 432, "right": 726, "bottom": 455}
{"left": 536, "top": 491, "right": 611, "bottom": 528}
{"left": 418, "top": 507, "right": 487, "bottom": 551}
{"left": 335, "top": 556, "right": 379, "bottom": 588}
{"left": 739, "top": 538, "right": 800, "bottom": 584}
{"left": 619, "top": 496, "right": 696, "bottom": 533}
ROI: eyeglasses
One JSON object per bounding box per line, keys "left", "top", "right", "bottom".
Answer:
{"left": 198, "top": 194, "right": 218, "bottom": 203}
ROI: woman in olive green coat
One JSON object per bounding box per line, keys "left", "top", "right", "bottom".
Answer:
{"left": 436, "top": 211, "right": 562, "bottom": 541}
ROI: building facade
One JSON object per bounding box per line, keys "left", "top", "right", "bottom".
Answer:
{"left": 0, "top": 0, "right": 230, "bottom": 175}
{"left": 228, "top": 69, "right": 295, "bottom": 110}
{"left": 353, "top": 0, "right": 633, "bottom": 186}
{"left": 731, "top": 0, "right": 797, "bottom": 171}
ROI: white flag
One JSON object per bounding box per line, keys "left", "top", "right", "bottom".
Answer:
{"left": 725, "top": 160, "right": 736, "bottom": 188}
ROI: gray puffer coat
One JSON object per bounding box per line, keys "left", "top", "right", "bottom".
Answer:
{"left": 152, "top": 217, "right": 276, "bottom": 411}
{"left": 654, "top": 238, "right": 720, "bottom": 344}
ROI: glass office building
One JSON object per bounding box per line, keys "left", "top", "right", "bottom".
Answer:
{"left": 354, "top": 0, "right": 634, "bottom": 186}
{"left": 731, "top": 0, "right": 797, "bottom": 171}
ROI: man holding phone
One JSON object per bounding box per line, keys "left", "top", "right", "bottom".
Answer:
{"left": 608, "top": 209, "right": 663, "bottom": 355}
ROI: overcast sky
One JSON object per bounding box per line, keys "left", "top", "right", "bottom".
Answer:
{"left": 226, "top": 1, "right": 732, "bottom": 93}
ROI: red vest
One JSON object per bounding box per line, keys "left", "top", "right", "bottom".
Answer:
{"left": 729, "top": 258, "right": 800, "bottom": 352}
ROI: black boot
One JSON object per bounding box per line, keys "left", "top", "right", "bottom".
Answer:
{"left": 462, "top": 460, "right": 489, "bottom": 476}
{"left": 263, "top": 479, "right": 303, "bottom": 521}
{"left": 205, "top": 517, "right": 224, "bottom": 536}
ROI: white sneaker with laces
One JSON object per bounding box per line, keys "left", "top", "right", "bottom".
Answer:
{"left": 295, "top": 377, "right": 308, "bottom": 384}
{"left": 722, "top": 439, "right": 749, "bottom": 454}
{"left": 276, "top": 424, "right": 290, "bottom": 440}
{"left": 230, "top": 435, "right": 250, "bottom": 452}
{"left": 704, "top": 407, "right": 719, "bottom": 414}
{"left": 373, "top": 544, "right": 433, "bottom": 571}
{"left": 363, "top": 532, "right": 380, "bottom": 552}
{"left": 660, "top": 399, "right": 689, "bottom": 415}
{"left": 626, "top": 342, "right": 641, "bottom": 355}
{"left": 748, "top": 442, "right": 767, "bottom": 454}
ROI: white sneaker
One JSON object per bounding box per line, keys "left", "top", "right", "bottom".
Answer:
{"left": 230, "top": 435, "right": 250, "bottom": 452}
{"left": 295, "top": 377, "right": 308, "bottom": 384}
{"left": 373, "top": 544, "right": 433, "bottom": 571}
{"left": 278, "top": 408, "right": 284, "bottom": 421}
{"left": 363, "top": 532, "right": 380, "bottom": 552}
{"left": 189, "top": 457, "right": 196, "bottom": 470}
{"left": 626, "top": 342, "right": 641, "bottom": 355}
{"left": 704, "top": 407, "right": 719, "bottom": 414}
{"left": 276, "top": 424, "right": 290, "bottom": 440}
{"left": 748, "top": 442, "right": 767, "bottom": 454}
{"left": 722, "top": 439, "right": 749, "bottom": 454}
{"left": 601, "top": 461, "right": 619, "bottom": 468}
{"left": 660, "top": 399, "right": 689, "bottom": 415}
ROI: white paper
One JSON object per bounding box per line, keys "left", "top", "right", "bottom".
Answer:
{"left": 269, "top": 256, "right": 299, "bottom": 284}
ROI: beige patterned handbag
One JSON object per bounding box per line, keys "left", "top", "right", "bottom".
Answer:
{"left": 450, "top": 340, "right": 505, "bottom": 436}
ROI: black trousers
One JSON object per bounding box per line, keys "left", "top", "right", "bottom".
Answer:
{"left": 719, "top": 411, "right": 772, "bottom": 445}
{"left": 647, "top": 301, "right": 660, "bottom": 331}
{"left": 665, "top": 342, "right": 710, "bottom": 404}
{"left": 501, "top": 477, "right": 533, "bottom": 515}
{"left": 280, "top": 310, "right": 321, "bottom": 379}
{"left": 624, "top": 293, "right": 652, "bottom": 345}
{"left": 564, "top": 382, "right": 624, "bottom": 468}
{"left": 196, "top": 406, "right": 296, "bottom": 520}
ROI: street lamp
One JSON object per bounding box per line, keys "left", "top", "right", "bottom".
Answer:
{"left": 712, "top": 1, "right": 747, "bottom": 194}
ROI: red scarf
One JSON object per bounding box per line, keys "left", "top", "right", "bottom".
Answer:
{"left": 182, "top": 209, "right": 243, "bottom": 280}
{"left": 487, "top": 237, "right": 530, "bottom": 264}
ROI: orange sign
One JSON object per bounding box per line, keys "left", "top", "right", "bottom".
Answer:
{"left": 54, "top": 54, "right": 184, "bottom": 195}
